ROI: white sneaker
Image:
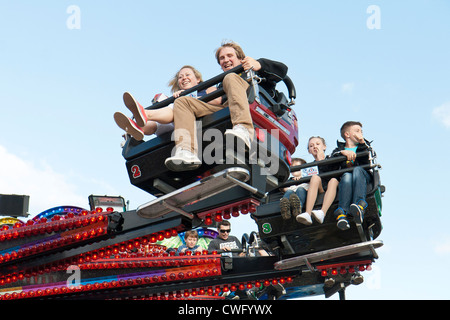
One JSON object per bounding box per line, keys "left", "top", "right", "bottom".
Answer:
{"left": 165, "top": 148, "right": 201, "bottom": 172}
{"left": 312, "top": 210, "right": 325, "bottom": 224}
{"left": 296, "top": 213, "right": 312, "bottom": 225}
{"left": 225, "top": 124, "right": 252, "bottom": 149}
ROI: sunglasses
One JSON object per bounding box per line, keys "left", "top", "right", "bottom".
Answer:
{"left": 219, "top": 229, "right": 231, "bottom": 234}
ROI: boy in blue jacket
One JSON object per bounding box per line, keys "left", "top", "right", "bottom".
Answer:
{"left": 332, "top": 121, "right": 373, "bottom": 230}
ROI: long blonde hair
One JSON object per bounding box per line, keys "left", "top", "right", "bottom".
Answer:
{"left": 168, "top": 65, "right": 203, "bottom": 93}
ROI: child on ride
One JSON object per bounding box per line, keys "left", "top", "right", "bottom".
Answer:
{"left": 113, "top": 65, "right": 221, "bottom": 140}
{"left": 279, "top": 158, "right": 308, "bottom": 220}
{"left": 331, "top": 121, "right": 373, "bottom": 230}
{"left": 176, "top": 230, "right": 203, "bottom": 255}
{"left": 295, "top": 136, "right": 340, "bottom": 225}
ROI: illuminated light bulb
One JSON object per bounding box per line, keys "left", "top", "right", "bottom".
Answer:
{"left": 205, "top": 215, "right": 213, "bottom": 225}
{"left": 10, "top": 251, "right": 18, "bottom": 260}
{"left": 214, "top": 212, "right": 223, "bottom": 222}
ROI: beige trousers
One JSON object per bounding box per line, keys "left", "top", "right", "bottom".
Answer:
{"left": 173, "top": 73, "right": 254, "bottom": 153}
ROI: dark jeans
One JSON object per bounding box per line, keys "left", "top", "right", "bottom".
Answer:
{"left": 338, "top": 166, "right": 371, "bottom": 213}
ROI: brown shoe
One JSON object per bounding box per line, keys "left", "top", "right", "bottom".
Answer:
{"left": 280, "top": 198, "right": 291, "bottom": 220}
{"left": 289, "top": 193, "right": 302, "bottom": 218}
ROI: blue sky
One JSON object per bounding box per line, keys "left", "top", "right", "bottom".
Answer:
{"left": 1, "top": 1, "right": 449, "bottom": 300}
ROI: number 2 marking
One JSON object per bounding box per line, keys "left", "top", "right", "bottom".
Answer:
{"left": 131, "top": 165, "right": 141, "bottom": 179}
